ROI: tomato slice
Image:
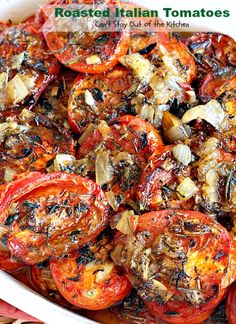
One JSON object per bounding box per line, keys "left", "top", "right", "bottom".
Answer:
{"left": 121, "top": 3, "right": 168, "bottom": 56}
{"left": 226, "top": 283, "right": 236, "bottom": 324}
{"left": 50, "top": 231, "right": 132, "bottom": 310}
{"left": 30, "top": 260, "right": 75, "bottom": 308}
{"left": 136, "top": 146, "right": 195, "bottom": 211}
{"left": 199, "top": 67, "right": 236, "bottom": 102}
{"left": 185, "top": 33, "right": 236, "bottom": 76}
{"left": 0, "top": 22, "right": 60, "bottom": 111}
{"left": 0, "top": 171, "right": 109, "bottom": 264}
{"left": 112, "top": 210, "right": 235, "bottom": 323}
{"left": 43, "top": 1, "right": 129, "bottom": 73}
{"left": 0, "top": 110, "right": 75, "bottom": 184}
{"left": 0, "top": 250, "right": 25, "bottom": 274}
{"left": 77, "top": 115, "right": 163, "bottom": 207}
{"left": 33, "top": 68, "right": 77, "bottom": 127}
{"left": 155, "top": 36, "right": 197, "bottom": 84}
{"left": 68, "top": 66, "right": 139, "bottom": 133}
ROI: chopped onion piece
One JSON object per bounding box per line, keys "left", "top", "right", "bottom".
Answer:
{"left": 11, "top": 52, "right": 25, "bottom": 70}
{"left": 200, "top": 137, "right": 219, "bottom": 156}
{"left": 84, "top": 89, "right": 95, "bottom": 106}
{"left": 162, "top": 111, "right": 191, "bottom": 142}
{"left": 98, "top": 120, "right": 110, "bottom": 138}
{"left": 165, "top": 125, "right": 191, "bottom": 142}
{"left": 53, "top": 154, "right": 76, "bottom": 172}
{"left": 7, "top": 74, "right": 29, "bottom": 105}
{"left": 0, "top": 122, "right": 18, "bottom": 143}
{"left": 95, "top": 150, "right": 113, "bottom": 186}
{"left": 106, "top": 191, "right": 120, "bottom": 211}
{"left": 3, "top": 167, "right": 16, "bottom": 183}
{"left": 203, "top": 169, "right": 219, "bottom": 203}
{"left": 185, "top": 90, "right": 197, "bottom": 104}
{"left": 51, "top": 86, "right": 59, "bottom": 97}
{"left": 86, "top": 55, "right": 101, "bottom": 65}
{"left": 173, "top": 144, "right": 192, "bottom": 166}
{"left": 162, "top": 111, "right": 181, "bottom": 132}
{"left": 116, "top": 210, "right": 139, "bottom": 236}
{"left": 18, "top": 109, "right": 34, "bottom": 123}
{"left": 177, "top": 177, "right": 198, "bottom": 199}
{"left": 0, "top": 72, "right": 8, "bottom": 89}
{"left": 95, "top": 261, "right": 114, "bottom": 284}
{"left": 140, "top": 104, "right": 154, "bottom": 121}
{"left": 119, "top": 53, "right": 155, "bottom": 83}
{"left": 19, "top": 74, "right": 35, "bottom": 91}
{"left": 114, "top": 152, "right": 133, "bottom": 165}
{"left": 153, "top": 279, "right": 168, "bottom": 291}
{"left": 78, "top": 123, "right": 96, "bottom": 145}
{"left": 63, "top": 120, "right": 70, "bottom": 130}
{"left": 182, "top": 100, "right": 225, "bottom": 130}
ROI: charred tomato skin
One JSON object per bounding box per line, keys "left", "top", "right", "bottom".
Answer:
{"left": 199, "top": 67, "right": 236, "bottom": 102}
{"left": 185, "top": 32, "right": 236, "bottom": 75}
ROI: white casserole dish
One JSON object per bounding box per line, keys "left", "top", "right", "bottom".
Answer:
{"left": 0, "top": 0, "right": 235, "bottom": 323}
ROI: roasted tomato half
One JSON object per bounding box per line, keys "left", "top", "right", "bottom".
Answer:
{"left": 50, "top": 230, "right": 132, "bottom": 310}
{"left": 33, "top": 68, "right": 77, "bottom": 127}
{"left": 77, "top": 115, "right": 163, "bottom": 208}
{"left": 0, "top": 171, "right": 109, "bottom": 264}
{"left": 112, "top": 210, "right": 236, "bottom": 324}
{"left": 0, "top": 22, "right": 60, "bottom": 111}
{"left": 155, "top": 35, "right": 197, "bottom": 84}
{"left": 226, "top": 283, "right": 236, "bottom": 324}
{"left": 0, "top": 247, "right": 26, "bottom": 274}
{"left": 199, "top": 67, "right": 236, "bottom": 102}
{"left": 121, "top": 2, "right": 168, "bottom": 56}
{"left": 68, "top": 66, "right": 140, "bottom": 133}
{"left": 185, "top": 32, "right": 236, "bottom": 76}
{"left": 0, "top": 109, "right": 75, "bottom": 184}
{"left": 30, "top": 260, "right": 75, "bottom": 308}
{"left": 136, "top": 145, "right": 196, "bottom": 211}
{"left": 43, "top": 0, "right": 129, "bottom": 74}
